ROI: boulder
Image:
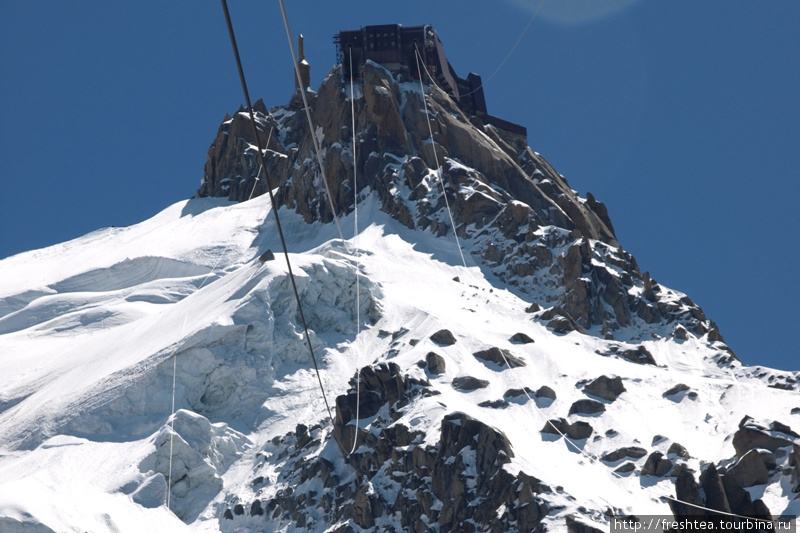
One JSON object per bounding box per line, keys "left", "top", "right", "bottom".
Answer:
{"left": 620, "top": 345, "right": 656, "bottom": 365}
{"left": 509, "top": 332, "right": 535, "bottom": 344}
{"left": 536, "top": 386, "right": 557, "bottom": 401}
{"left": 430, "top": 329, "right": 457, "bottom": 346}
{"left": 258, "top": 249, "right": 275, "bottom": 263}
{"left": 566, "top": 514, "right": 605, "bottom": 533}
{"left": 720, "top": 473, "right": 756, "bottom": 516}
{"left": 663, "top": 383, "right": 691, "bottom": 399}
{"left": 568, "top": 399, "right": 606, "bottom": 416}
{"left": 541, "top": 418, "right": 593, "bottom": 440}
{"left": 729, "top": 449, "right": 769, "bottom": 487}
{"left": 504, "top": 387, "right": 535, "bottom": 399}
{"left": 770, "top": 420, "right": 800, "bottom": 438}
{"left": 641, "top": 451, "right": 672, "bottom": 477}
{"left": 583, "top": 375, "right": 626, "bottom": 402}
{"left": 699, "top": 463, "right": 731, "bottom": 513}
{"left": 525, "top": 303, "right": 541, "bottom": 313}
{"left": 732, "top": 420, "right": 796, "bottom": 458}
{"left": 600, "top": 447, "right": 647, "bottom": 463}
{"left": 669, "top": 468, "right": 704, "bottom": 517}
{"left": 452, "top": 376, "right": 489, "bottom": 391}
{"left": 615, "top": 462, "right": 636, "bottom": 474}
{"left": 667, "top": 442, "right": 690, "bottom": 459}
{"left": 250, "top": 500, "right": 264, "bottom": 516}
{"left": 425, "top": 352, "right": 446, "bottom": 375}
{"left": 473, "top": 347, "right": 526, "bottom": 368}
{"left": 540, "top": 306, "right": 586, "bottom": 334}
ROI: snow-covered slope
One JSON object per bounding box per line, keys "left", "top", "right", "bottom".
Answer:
{"left": 2, "top": 57, "right": 799, "bottom": 531}
{"left": 1, "top": 191, "right": 797, "bottom": 532}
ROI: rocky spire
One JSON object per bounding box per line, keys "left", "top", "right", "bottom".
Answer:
{"left": 294, "top": 34, "right": 310, "bottom": 90}
{"left": 195, "top": 61, "right": 735, "bottom": 353}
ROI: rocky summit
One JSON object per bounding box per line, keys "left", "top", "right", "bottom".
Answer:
{"left": 1, "top": 54, "right": 798, "bottom": 533}
{"left": 197, "top": 61, "right": 726, "bottom": 346}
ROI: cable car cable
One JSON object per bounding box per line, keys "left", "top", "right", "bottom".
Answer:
{"left": 348, "top": 45, "right": 362, "bottom": 455}
{"left": 413, "top": 45, "right": 468, "bottom": 270}
{"left": 220, "top": 0, "right": 334, "bottom": 428}
{"left": 277, "top": 0, "right": 351, "bottom": 253}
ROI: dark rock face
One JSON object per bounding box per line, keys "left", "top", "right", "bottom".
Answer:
{"left": 641, "top": 451, "right": 672, "bottom": 477}
{"left": 583, "top": 375, "right": 626, "bottom": 402}
{"left": 452, "top": 376, "right": 490, "bottom": 391}
{"left": 332, "top": 362, "right": 424, "bottom": 455}
{"left": 700, "top": 463, "right": 731, "bottom": 513}
{"left": 621, "top": 345, "right": 656, "bottom": 366}
{"left": 600, "top": 447, "right": 647, "bottom": 463}
{"left": 509, "top": 332, "right": 535, "bottom": 344}
{"left": 566, "top": 514, "right": 605, "bottom": 533}
{"left": 473, "top": 346, "right": 526, "bottom": 368}
{"left": 223, "top": 364, "right": 549, "bottom": 532}
{"left": 668, "top": 462, "right": 775, "bottom": 522}
{"left": 425, "top": 351, "right": 446, "bottom": 375}
{"left": 430, "top": 329, "right": 457, "bottom": 346}
{"left": 728, "top": 449, "right": 769, "bottom": 487}
{"left": 196, "top": 61, "right": 725, "bottom": 348}
{"left": 791, "top": 445, "right": 800, "bottom": 493}
{"left": 663, "top": 383, "right": 691, "bottom": 398}
{"left": 615, "top": 462, "right": 636, "bottom": 474}
{"left": 732, "top": 419, "right": 796, "bottom": 458}
{"left": 568, "top": 399, "right": 606, "bottom": 416}
{"left": 541, "top": 418, "right": 594, "bottom": 440}
{"left": 670, "top": 468, "right": 705, "bottom": 516}
{"left": 536, "top": 386, "right": 557, "bottom": 401}
{"left": 667, "top": 442, "right": 691, "bottom": 459}
{"left": 540, "top": 306, "right": 586, "bottom": 335}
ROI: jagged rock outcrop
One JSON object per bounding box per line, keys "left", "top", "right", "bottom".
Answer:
{"left": 732, "top": 416, "right": 798, "bottom": 457}
{"left": 669, "top": 461, "right": 774, "bottom": 520}
{"left": 195, "top": 60, "right": 730, "bottom": 348}
{"left": 224, "top": 364, "right": 550, "bottom": 532}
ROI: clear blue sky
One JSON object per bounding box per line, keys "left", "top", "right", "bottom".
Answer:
{"left": 1, "top": 1, "right": 798, "bottom": 372}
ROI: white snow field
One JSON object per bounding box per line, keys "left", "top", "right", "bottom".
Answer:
{"left": 0, "top": 193, "right": 798, "bottom": 532}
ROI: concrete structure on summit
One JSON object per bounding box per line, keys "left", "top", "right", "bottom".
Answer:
{"left": 334, "top": 24, "right": 527, "bottom": 139}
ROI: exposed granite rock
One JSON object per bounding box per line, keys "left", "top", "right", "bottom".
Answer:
{"left": 430, "top": 329, "right": 457, "bottom": 346}
{"left": 700, "top": 463, "right": 732, "bottom": 513}
{"left": 568, "top": 399, "right": 606, "bottom": 416}
{"left": 732, "top": 418, "right": 797, "bottom": 458}
{"left": 536, "top": 386, "right": 557, "bottom": 401}
{"left": 452, "top": 376, "right": 490, "bottom": 391}
{"left": 473, "top": 346, "right": 526, "bottom": 369}
{"left": 667, "top": 442, "right": 691, "bottom": 459}
{"left": 425, "top": 351, "right": 446, "bottom": 375}
{"left": 509, "top": 332, "right": 535, "bottom": 344}
{"left": 641, "top": 451, "right": 672, "bottom": 477}
{"left": 600, "top": 447, "right": 647, "bottom": 463}
{"left": 541, "top": 418, "right": 594, "bottom": 440}
{"left": 620, "top": 345, "right": 656, "bottom": 366}
{"left": 728, "top": 449, "right": 769, "bottom": 487}
{"left": 583, "top": 375, "right": 626, "bottom": 402}
{"left": 196, "top": 59, "right": 728, "bottom": 350}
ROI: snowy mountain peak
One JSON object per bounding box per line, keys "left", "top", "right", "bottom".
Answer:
{"left": 197, "top": 60, "right": 731, "bottom": 352}
{"left": 1, "top": 47, "right": 798, "bottom": 533}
